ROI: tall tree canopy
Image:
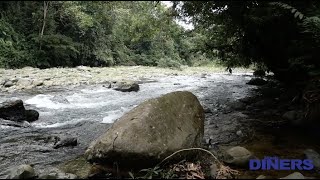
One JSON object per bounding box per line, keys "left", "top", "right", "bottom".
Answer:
{"left": 0, "top": 1, "right": 211, "bottom": 69}
{"left": 176, "top": 1, "right": 320, "bottom": 83}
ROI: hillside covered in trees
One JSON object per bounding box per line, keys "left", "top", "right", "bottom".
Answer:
{"left": 0, "top": 1, "right": 212, "bottom": 69}
{"left": 1, "top": 1, "right": 320, "bottom": 85}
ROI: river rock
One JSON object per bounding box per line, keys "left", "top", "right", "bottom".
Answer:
{"left": 50, "top": 95, "right": 70, "bottom": 104}
{"left": 85, "top": 91, "right": 204, "bottom": 167}
{"left": 304, "top": 149, "right": 320, "bottom": 170}
{"left": 0, "top": 99, "right": 39, "bottom": 122}
{"left": 4, "top": 80, "right": 14, "bottom": 87}
{"left": 247, "top": 78, "right": 267, "bottom": 86}
{"left": 53, "top": 137, "right": 78, "bottom": 149}
{"left": 280, "top": 172, "right": 305, "bottom": 179}
{"left": 253, "top": 70, "right": 266, "bottom": 77}
{"left": 0, "top": 118, "right": 31, "bottom": 128}
{"left": 256, "top": 175, "right": 267, "bottom": 179}
{"left": 32, "top": 80, "right": 44, "bottom": 86}
{"left": 224, "top": 146, "right": 254, "bottom": 168}
{"left": 110, "top": 81, "right": 140, "bottom": 92}
{"left": 38, "top": 169, "right": 77, "bottom": 179}
{"left": 5, "top": 164, "right": 36, "bottom": 179}
{"left": 282, "top": 111, "right": 296, "bottom": 121}
{"left": 17, "top": 78, "right": 32, "bottom": 87}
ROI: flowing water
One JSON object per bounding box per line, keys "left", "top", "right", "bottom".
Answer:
{"left": 0, "top": 73, "right": 255, "bottom": 176}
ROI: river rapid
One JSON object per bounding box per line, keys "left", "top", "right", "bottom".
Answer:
{"left": 0, "top": 69, "right": 255, "bottom": 177}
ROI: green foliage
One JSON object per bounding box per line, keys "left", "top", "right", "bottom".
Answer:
{"left": 0, "top": 1, "right": 215, "bottom": 69}
{"left": 177, "top": 1, "right": 320, "bottom": 82}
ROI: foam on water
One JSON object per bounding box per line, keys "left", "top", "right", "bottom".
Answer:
{"left": 32, "top": 118, "right": 87, "bottom": 128}
{"left": 25, "top": 94, "right": 70, "bottom": 109}
{"left": 102, "top": 107, "right": 132, "bottom": 124}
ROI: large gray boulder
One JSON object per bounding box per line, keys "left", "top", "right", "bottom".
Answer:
{"left": 85, "top": 91, "right": 204, "bottom": 167}
{"left": 0, "top": 99, "right": 39, "bottom": 122}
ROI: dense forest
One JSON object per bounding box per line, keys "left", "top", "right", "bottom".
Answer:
{"left": 0, "top": 1, "right": 212, "bottom": 69}
{"left": 1, "top": 1, "right": 320, "bottom": 84}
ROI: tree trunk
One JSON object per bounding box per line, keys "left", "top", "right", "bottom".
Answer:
{"left": 40, "top": 1, "right": 49, "bottom": 50}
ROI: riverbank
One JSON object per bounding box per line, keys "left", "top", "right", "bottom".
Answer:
{"left": 0, "top": 66, "right": 252, "bottom": 93}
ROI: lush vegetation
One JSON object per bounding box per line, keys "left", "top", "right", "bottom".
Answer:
{"left": 175, "top": 1, "right": 320, "bottom": 83}
{"left": 1, "top": 1, "right": 320, "bottom": 84}
{"left": 0, "top": 1, "right": 212, "bottom": 69}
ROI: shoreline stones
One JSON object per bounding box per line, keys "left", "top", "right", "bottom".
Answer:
{"left": 85, "top": 91, "right": 204, "bottom": 168}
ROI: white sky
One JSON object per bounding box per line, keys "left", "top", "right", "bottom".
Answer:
{"left": 161, "top": 1, "right": 194, "bottom": 30}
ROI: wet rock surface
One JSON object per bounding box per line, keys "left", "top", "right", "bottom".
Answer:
{"left": 0, "top": 99, "right": 39, "bottom": 122}
{"left": 85, "top": 91, "right": 204, "bottom": 167}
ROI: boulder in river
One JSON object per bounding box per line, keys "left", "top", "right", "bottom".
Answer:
{"left": 85, "top": 91, "right": 204, "bottom": 168}
{"left": 109, "top": 81, "right": 140, "bottom": 92}
{"left": 5, "top": 164, "right": 36, "bottom": 179}
{"left": 246, "top": 78, "right": 267, "bottom": 86}
{"left": 0, "top": 99, "right": 39, "bottom": 122}
{"left": 53, "top": 137, "right": 78, "bottom": 149}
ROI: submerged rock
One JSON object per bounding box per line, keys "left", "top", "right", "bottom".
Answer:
{"left": 0, "top": 99, "right": 39, "bottom": 122}
{"left": 85, "top": 91, "right": 204, "bottom": 167}
{"left": 5, "top": 164, "right": 36, "bottom": 179}
{"left": 50, "top": 95, "right": 70, "bottom": 104}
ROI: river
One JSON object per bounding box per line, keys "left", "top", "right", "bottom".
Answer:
{"left": 0, "top": 72, "right": 256, "bottom": 177}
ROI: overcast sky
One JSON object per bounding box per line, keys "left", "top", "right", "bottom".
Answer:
{"left": 161, "top": 1, "right": 194, "bottom": 30}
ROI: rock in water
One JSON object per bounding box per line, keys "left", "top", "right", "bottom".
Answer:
{"left": 5, "top": 164, "right": 36, "bottom": 179}
{"left": 246, "top": 78, "right": 267, "bottom": 86}
{"left": 53, "top": 137, "right": 78, "bottom": 149}
{"left": 85, "top": 91, "right": 204, "bottom": 167}
{"left": 0, "top": 99, "right": 39, "bottom": 122}
{"left": 110, "top": 81, "right": 140, "bottom": 92}
{"left": 224, "top": 146, "right": 254, "bottom": 168}
{"left": 50, "top": 95, "right": 70, "bottom": 104}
